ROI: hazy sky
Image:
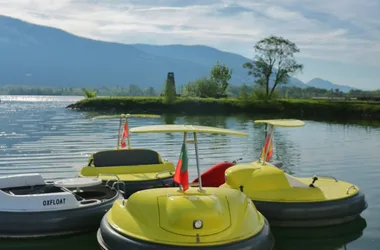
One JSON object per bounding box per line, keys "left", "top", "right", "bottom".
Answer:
{"left": 0, "top": 0, "right": 379, "bottom": 90}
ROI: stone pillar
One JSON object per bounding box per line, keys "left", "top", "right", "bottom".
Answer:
{"left": 167, "top": 72, "right": 176, "bottom": 94}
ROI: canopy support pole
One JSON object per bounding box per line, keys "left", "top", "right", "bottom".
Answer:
{"left": 193, "top": 132, "right": 203, "bottom": 191}
{"left": 126, "top": 117, "right": 131, "bottom": 149}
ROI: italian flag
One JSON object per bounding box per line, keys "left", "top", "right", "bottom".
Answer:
{"left": 174, "top": 142, "right": 189, "bottom": 191}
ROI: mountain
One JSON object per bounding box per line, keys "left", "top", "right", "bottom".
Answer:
{"left": 132, "top": 43, "right": 307, "bottom": 88}
{"left": 0, "top": 15, "right": 349, "bottom": 92}
{"left": 306, "top": 78, "right": 354, "bottom": 93}
{"left": 0, "top": 15, "right": 213, "bottom": 88}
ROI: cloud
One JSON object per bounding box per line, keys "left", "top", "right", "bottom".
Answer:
{"left": 0, "top": 0, "right": 379, "bottom": 67}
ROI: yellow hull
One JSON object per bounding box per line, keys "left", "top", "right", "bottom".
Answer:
{"left": 223, "top": 161, "right": 360, "bottom": 202}
{"left": 222, "top": 161, "right": 367, "bottom": 227}
{"left": 100, "top": 187, "right": 273, "bottom": 247}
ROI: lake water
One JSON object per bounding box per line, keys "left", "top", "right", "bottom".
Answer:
{"left": 0, "top": 95, "right": 379, "bottom": 250}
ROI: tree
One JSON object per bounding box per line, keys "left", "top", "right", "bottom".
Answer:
{"left": 82, "top": 88, "right": 97, "bottom": 98}
{"left": 243, "top": 35, "right": 303, "bottom": 100}
{"left": 144, "top": 87, "right": 157, "bottom": 96}
{"left": 129, "top": 84, "right": 144, "bottom": 96}
{"left": 238, "top": 83, "right": 251, "bottom": 103}
{"left": 210, "top": 61, "right": 232, "bottom": 97}
{"left": 184, "top": 77, "right": 219, "bottom": 98}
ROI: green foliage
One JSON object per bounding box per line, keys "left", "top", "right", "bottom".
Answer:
{"left": 82, "top": 88, "right": 97, "bottom": 98}
{"left": 184, "top": 77, "right": 219, "bottom": 98}
{"left": 145, "top": 87, "right": 157, "bottom": 96}
{"left": 0, "top": 86, "right": 83, "bottom": 95}
{"left": 277, "top": 86, "right": 330, "bottom": 99}
{"left": 243, "top": 35, "right": 303, "bottom": 100}
{"left": 210, "top": 61, "right": 232, "bottom": 96}
{"left": 68, "top": 96, "right": 380, "bottom": 121}
{"left": 0, "top": 85, "right": 160, "bottom": 97}
{"left": 238, "top": 83, "right": 251, "bottom": 103}
{"left": 250, "top": 84, "right": 278, "bottom": 100}
{"left": 183, "top": 61, "right": 233, "bottom": 98}
{"left": 252, "top": 87, "right": 269, "bottom": 100}
{"left": 128, "top": 84, "right": 144, "bottom": 96}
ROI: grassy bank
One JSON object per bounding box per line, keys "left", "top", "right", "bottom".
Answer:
{"left": 66, "top": 97, "right": 380, "bottom": 121}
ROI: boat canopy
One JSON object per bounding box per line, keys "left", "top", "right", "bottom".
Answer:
{"left": 130, "top": 124, "right": 248, "bottom": 136}
{"left": 254, "top": 119, "right": 305, "bottom": 127}
{"left": 92, "top": 114, "right": 160, "bottom": 120}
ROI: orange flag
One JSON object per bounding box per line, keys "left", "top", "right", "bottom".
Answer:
{"left": 120, "top": 122, "right": 129, "bottom": 148}
{"left": 261, "top": 134, "right": 273, "bottom": 162}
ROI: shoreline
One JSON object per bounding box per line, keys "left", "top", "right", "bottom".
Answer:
{"left": 66, "top": 97, "right": 380, "bottom": 121}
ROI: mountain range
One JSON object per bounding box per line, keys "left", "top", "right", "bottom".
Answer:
{"left": 0, "top": 15, "right": 355, "bottom": 92}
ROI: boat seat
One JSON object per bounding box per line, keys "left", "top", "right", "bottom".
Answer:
{"left": 2, "top": 190, "right": 15, "bottom": 195}
{"left": 285, "top": 174, "right": 310, "bottom": 188}
{"left": 3, "top": 185, "right": 64, "bottom": 195}
{"left": 92, "top": 149, "right": 161, "bottom": 167}
{"left": 0, "top": 173, "right": 45, "bottom": 189}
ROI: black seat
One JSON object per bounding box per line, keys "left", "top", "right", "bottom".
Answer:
{"left": 92, "top": 149, "right": 161, "bottom": 167}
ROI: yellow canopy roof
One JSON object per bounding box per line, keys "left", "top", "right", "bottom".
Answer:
{"left": 130, "top": 124, "right": 248, "bottom": 136}
{"left": 92, "top": 114, "right": 160, "bottom": 120}
{"left": 254, "top": 119, "right": 305, "bottom": 127}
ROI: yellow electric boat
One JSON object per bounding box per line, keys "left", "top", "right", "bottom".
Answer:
{"left": 97, "top": 125, "right": 274, "bottom": 250}
{"left": 221, "top": 119, "right": 368, "bottom": 227}
{"left": 79, "top": 114, "right": 176, "bottom": 198}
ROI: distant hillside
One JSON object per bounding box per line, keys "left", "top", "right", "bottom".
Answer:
{"left": 306, "top": 78, "right": 354, "bottom": 93}
{"left": 0, "top": 15, "right": 351, "bottom": 92}
{"left": 132, "top": 44, "right": 307, "bottom": 88}
{"left": 0, "top": 15, "right": 212, "bottom": 88}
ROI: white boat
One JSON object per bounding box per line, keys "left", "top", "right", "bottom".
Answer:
{"left": 0, "top": 173, "right": 123, "bottom": 238}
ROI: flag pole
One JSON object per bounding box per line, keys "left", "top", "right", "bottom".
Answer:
{"left": 193, "top": 132, "right": 203, "bottom": 191}
{"left": 126, "top": 117, "right": 131, "bottom": 149}
{"left": 117, "top": 116, "right": 122, "bottom": 149}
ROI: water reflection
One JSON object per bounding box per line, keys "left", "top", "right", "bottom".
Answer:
{"left": 272, "top": 216, "right": 367, "bottom": 250}
{"left": 249, "top": 122, "right": 300, "bottom": 175}
{"left": 156, "top": 115, "right": 250, "bottom": 164}
{"left": 0, "top": 96, "right": 378, "bottom": 250}
{"left": 0, "top": 217, "right": 367, "bottom": 250}
{"left": 162, "top": 114, "right": 177, "bottom": 124}
{"left": 319, "top": 118, "right": 380, "bottom": 129}
{"left": 182, "top": 115, "right": 227, "bottom": 128}
{"left": 235, "top": 114, "right": 251, "bottom": 131}
{"left": 0, "top": 232, "right": 99, "bottom": 250}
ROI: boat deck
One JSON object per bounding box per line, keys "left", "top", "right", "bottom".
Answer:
{"left": 1, "top": 185, "right": 118, "bottom": 201}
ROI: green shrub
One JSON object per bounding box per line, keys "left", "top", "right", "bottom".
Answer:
{"left": 82, "top": 88, "right": 97, "bottom": 98}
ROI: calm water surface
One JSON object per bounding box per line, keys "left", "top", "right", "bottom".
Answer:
{"left": 0, "top": 95, "right": 379, "bottom": 250}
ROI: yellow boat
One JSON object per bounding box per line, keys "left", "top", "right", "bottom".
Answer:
{"left": 79, "top": 114, "right": 176, "bottom": 198}
{"left": 220, "top": 119, "right": 368, "bottom": 227}
{"left": 97, "top": 125, "right": 275, "bottom": 250}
